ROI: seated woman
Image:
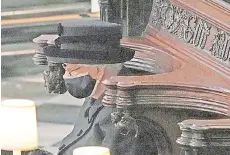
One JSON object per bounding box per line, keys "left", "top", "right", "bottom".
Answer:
{"left": 31, "top": 20, "right": 158, "bottom": 155}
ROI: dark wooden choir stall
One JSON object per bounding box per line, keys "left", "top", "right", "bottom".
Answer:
{"left": 100, "top": 0, "right": 230, "bottom": 155}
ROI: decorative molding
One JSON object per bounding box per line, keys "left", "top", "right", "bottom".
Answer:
{"left": 106, "top": 82, "right": 229, "bottom": 116}
{"left": 205, "top": 0, "right": 230, "bottom": 11}
{"left": 150, "top": 0, "right": 230, "bottom": 65}
{"left": 177, "top": 119, "right": 230, "bottom": 155}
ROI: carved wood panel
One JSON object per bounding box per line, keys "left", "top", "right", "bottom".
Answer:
{"left": 102, "top": 0, "right": 230, "bottom": 154}
{"left": 149, "top": 0, "right": 230, "bottom": 66}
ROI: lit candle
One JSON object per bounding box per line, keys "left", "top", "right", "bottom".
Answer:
{"left": 73, "top": 146, "right": 110, "bottom": 155}
{"left": 0, "top": 99, "right": 38, "bottom": 155}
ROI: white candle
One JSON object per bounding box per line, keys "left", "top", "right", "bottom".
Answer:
{"left": 73, "top": 146, "right": 110, "bottom": 155}
{"left": 0, "top": 99, "right": 38, "bottom": 152}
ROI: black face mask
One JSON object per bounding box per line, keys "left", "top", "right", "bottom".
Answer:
{"left": 64, "top": 75, "right": 96, "bottom": 99}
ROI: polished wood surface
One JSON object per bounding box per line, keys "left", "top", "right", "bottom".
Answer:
{"left": 102, "top": 0, "right": 230, "bottom": 154}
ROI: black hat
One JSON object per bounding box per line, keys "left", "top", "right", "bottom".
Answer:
{"left": 42, "top": 20, "right": 135, "bottom": 64}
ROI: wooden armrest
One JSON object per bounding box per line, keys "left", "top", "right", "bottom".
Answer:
{"left": 102, "top": 38, "right": 230, "bottom": 116}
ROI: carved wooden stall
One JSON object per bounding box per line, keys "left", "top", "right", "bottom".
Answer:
{"left": 100, "top": 0, "right": 230, "bottom": 154}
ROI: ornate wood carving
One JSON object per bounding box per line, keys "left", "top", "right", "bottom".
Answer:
{"left": 102, "top": 38, "right": 230, "bottom": 154}
{"left": 210, "top": 29, "right": 230, "bottom": 62}
{"left": 43, "top": 63, "right": 66, "bottom": 94}
{"left": 111, "top": 110, "right": 139, "bottom": 137}
{"left": 102, "top": 0, "right": 230, "bottom": 153}
{"left": 149, "top": 0, "right": 230, "bottom": 66}
{"left": 33, "top": 34, "right": 66, "bottom": 94}
{"left": 111, "top": 109, "right": 173, "bottom": 155}
{"left": 177, "top": 119, "right": 230, "bottom": 155}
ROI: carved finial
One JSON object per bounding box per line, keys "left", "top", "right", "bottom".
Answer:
{"left": 43, "top": 63, "right": 66, "bottom": 94}
{"left": 112, "top": 110, "right": 139, "bottom": 137}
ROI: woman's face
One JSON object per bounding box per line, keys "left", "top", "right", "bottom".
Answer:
{"left": 63, "top": 63, "right": 99, "bottom": 80}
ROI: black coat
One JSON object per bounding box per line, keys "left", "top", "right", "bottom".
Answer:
{"left": 57, "top": 97, "right": 158, "bottom": 155}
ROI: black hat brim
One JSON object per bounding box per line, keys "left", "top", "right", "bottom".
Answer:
{"left": 44, "top": 46, "right": 135, "bottom": 64}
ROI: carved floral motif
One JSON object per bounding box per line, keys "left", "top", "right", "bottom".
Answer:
{"left": 210, "top": 29, "right": 230, "bottom": 62}
{"left": 151, "top": 0, "right": 229, "bottom": 65}
{"left": 151, "top": 0, "right": 211, "bottom": 49}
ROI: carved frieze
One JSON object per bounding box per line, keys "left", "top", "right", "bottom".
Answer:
{"left": 151, "top": 0, "right": 211, "bottom": 49}
{"left": 210, "top": 29, "right": 230, "bottom": 62}
{"left": 150, "top": 0, "right": 229, "bottom": 65}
